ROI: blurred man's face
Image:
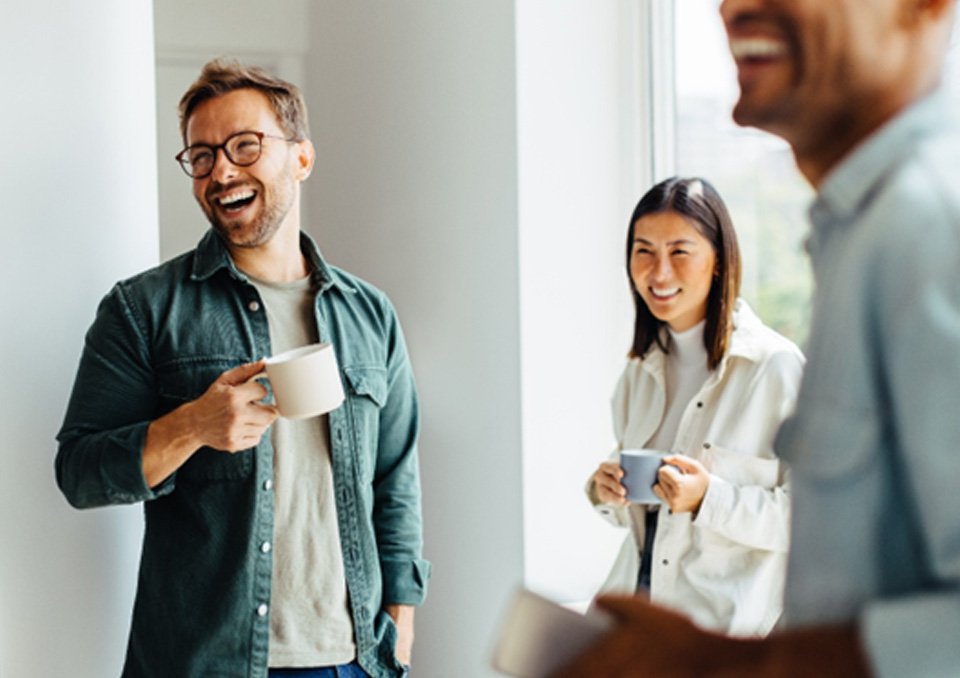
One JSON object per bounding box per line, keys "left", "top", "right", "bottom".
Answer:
{"left": 719, "top": 0, "right": 917, "bottom": 180}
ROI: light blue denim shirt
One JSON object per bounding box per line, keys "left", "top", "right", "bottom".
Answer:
{"left": 775, "top": 89, "right": 960, "bottom": 678}
{"left": 56, "top": 230, "right": 430, "bottom": 678}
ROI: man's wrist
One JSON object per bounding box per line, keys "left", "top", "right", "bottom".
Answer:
{"left": 142, "top": 404, "right": 203, "bottom": 487}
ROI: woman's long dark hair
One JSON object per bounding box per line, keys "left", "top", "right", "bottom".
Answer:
{"left": 627, "top": 177, "right": 741, "bottom": 370}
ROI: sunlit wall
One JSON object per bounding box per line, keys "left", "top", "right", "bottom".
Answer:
{"left": 304, "top": 4, "right": 525, "bottom": 676}
{"left": 516, "top": 0, "right": 641, "bottom": 605}
{"left": 0, "top": 2, "right": 157, "bottom": 675}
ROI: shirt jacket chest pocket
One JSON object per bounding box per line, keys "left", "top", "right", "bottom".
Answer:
{"left": 341, "top": 365, "right": 388, "bottom": 485}
{"left": 155, "top": 356, "right": 256, "bottom": 483}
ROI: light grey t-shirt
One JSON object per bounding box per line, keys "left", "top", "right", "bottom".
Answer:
{"left": 248, "top": 273, "right": 356, "bottom": 668}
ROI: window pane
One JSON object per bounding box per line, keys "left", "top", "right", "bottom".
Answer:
{"left": 673, "top": 0, "right": 813, "bottom": 344}
{"left": 948, "top": 22, "right": 960, "bottom": 91}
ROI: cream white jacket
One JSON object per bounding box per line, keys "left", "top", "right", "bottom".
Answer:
{"left": 589, "top": 300, "right": 804, "bottom": 636}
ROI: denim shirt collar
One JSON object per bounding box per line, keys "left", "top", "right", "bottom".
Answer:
{"left": 809, "top": 88, "right": 952, "bottom": 245}
{"left": 189, "top": 229, "right": 355, "bottom": 294}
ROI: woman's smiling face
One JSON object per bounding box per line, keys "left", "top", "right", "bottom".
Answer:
{"left": 629, "top": 210, "right": 717, "bottom": 332}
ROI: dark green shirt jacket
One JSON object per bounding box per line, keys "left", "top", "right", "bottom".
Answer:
{"left": 56, "top": 230, "right": 431, "bottom": 678}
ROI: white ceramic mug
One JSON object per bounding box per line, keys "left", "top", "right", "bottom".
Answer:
{"left": 256, "top": 343, "right": 345, "bottom": 419}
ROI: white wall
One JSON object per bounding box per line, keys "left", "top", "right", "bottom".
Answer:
{"left": 304, "top": 3, "right": 524, "bottom": 676}
{"left": 0, "top": 2, "right": 158, "bottom": 676}
{"left": 306, "top": 0, "right": 646, "bottom": 671}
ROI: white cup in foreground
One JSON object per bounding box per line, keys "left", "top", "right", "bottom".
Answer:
{"left": 619, "top": 448, "right": 672, "bottom": 504}
{"left": 259, "top": 343, "right": 345, "bottom": 419}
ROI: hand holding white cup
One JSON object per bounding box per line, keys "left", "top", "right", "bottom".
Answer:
{"left": 252, "top": 343, "right": 345, "bottom": 419}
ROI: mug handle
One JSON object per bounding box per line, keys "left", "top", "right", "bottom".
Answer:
{"left": 245, "top": 371, "right": 275, "bottom": 405}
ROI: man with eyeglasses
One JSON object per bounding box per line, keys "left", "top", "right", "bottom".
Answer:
{"left": 552, "top": 0, "right": 960, "bottom": 676}
{"left": 56, "top": 59, "right": 429, "bottom": 678}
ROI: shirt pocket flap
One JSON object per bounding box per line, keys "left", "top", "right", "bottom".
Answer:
{"left": 702, "top": 445, "right": 781, "bottom": 489}
{"left": 156, "top": 358, "right": 255, "bottom": 482}
{"left": 157, "top": 357, "right": 239, "bottom": 405}
{"left": 343, "top": 365, "right": 388, "bottom": 407}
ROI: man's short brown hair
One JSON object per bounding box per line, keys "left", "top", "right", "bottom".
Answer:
{"left": 178, "top": 58, "right": 310, "bottom": 144}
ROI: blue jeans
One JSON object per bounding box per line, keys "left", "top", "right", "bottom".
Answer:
{"left": 268, "top": 660, "right": 370, "bottom": 677}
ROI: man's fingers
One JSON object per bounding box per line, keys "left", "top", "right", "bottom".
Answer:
{"left": 595, "top": 594, "right": 689, "bottom": 628}
{"left": 550, "top": 598, "right": 686, "bottom": 677}
{"left": 219, "top": 359, "right": 268, "bottom": 386}
{"left": 251, "top": 402, "right": 279, "bottom": 423}
{"left": 233, "top": 378, "right": 271, "bottom": 404}
{"left": 221, "top": 409, "right": 279, "bottom": 452}
{"left": 594, "top": 594, "right": 653, "bottom": 621}
{"left": 548, "top": 622, "right": 645, "bottom": 678}
{"left": 240, "top": 400, "right": 278, "bottom": 422}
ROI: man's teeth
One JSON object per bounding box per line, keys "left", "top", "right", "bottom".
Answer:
{"left": 730, "top": 37, "right": 788, "bottom": 61}
{"left": 217, "top": 190, "right": 255, "bottom": 206}
{"left": 651, "top": 287, "right": 680, "bottom": 298}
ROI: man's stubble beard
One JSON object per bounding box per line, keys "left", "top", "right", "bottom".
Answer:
{"left": 205, "top": 178, "right": 296, "bottom": 249}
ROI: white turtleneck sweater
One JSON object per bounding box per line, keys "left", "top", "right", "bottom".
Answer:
{"left": 647, "top": 320, "right": 711, "bottom": 453}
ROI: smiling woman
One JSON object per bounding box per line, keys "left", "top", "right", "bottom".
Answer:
{"left": 629, "top": 211, "right": 718, "bottom": 334}
{"left": 586, "top": 176, "right": 804, "bottom": 637}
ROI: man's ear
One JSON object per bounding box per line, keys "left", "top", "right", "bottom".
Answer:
{"left": 295, "top": 139, "right": 316, "bottom": 181}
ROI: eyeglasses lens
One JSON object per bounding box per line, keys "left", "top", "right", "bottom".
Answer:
{"left": 179, "top": 132, "right": 263, "bottom": 178}
{"left": 226, "top": 133, "right": 263, "bottom": 166}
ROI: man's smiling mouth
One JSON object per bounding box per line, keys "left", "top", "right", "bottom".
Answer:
{"left": 214, "top": 189, "right": 257, "bottom": 212}
{"left": 729, "top": 36, "right": 789, "bottom": 64}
